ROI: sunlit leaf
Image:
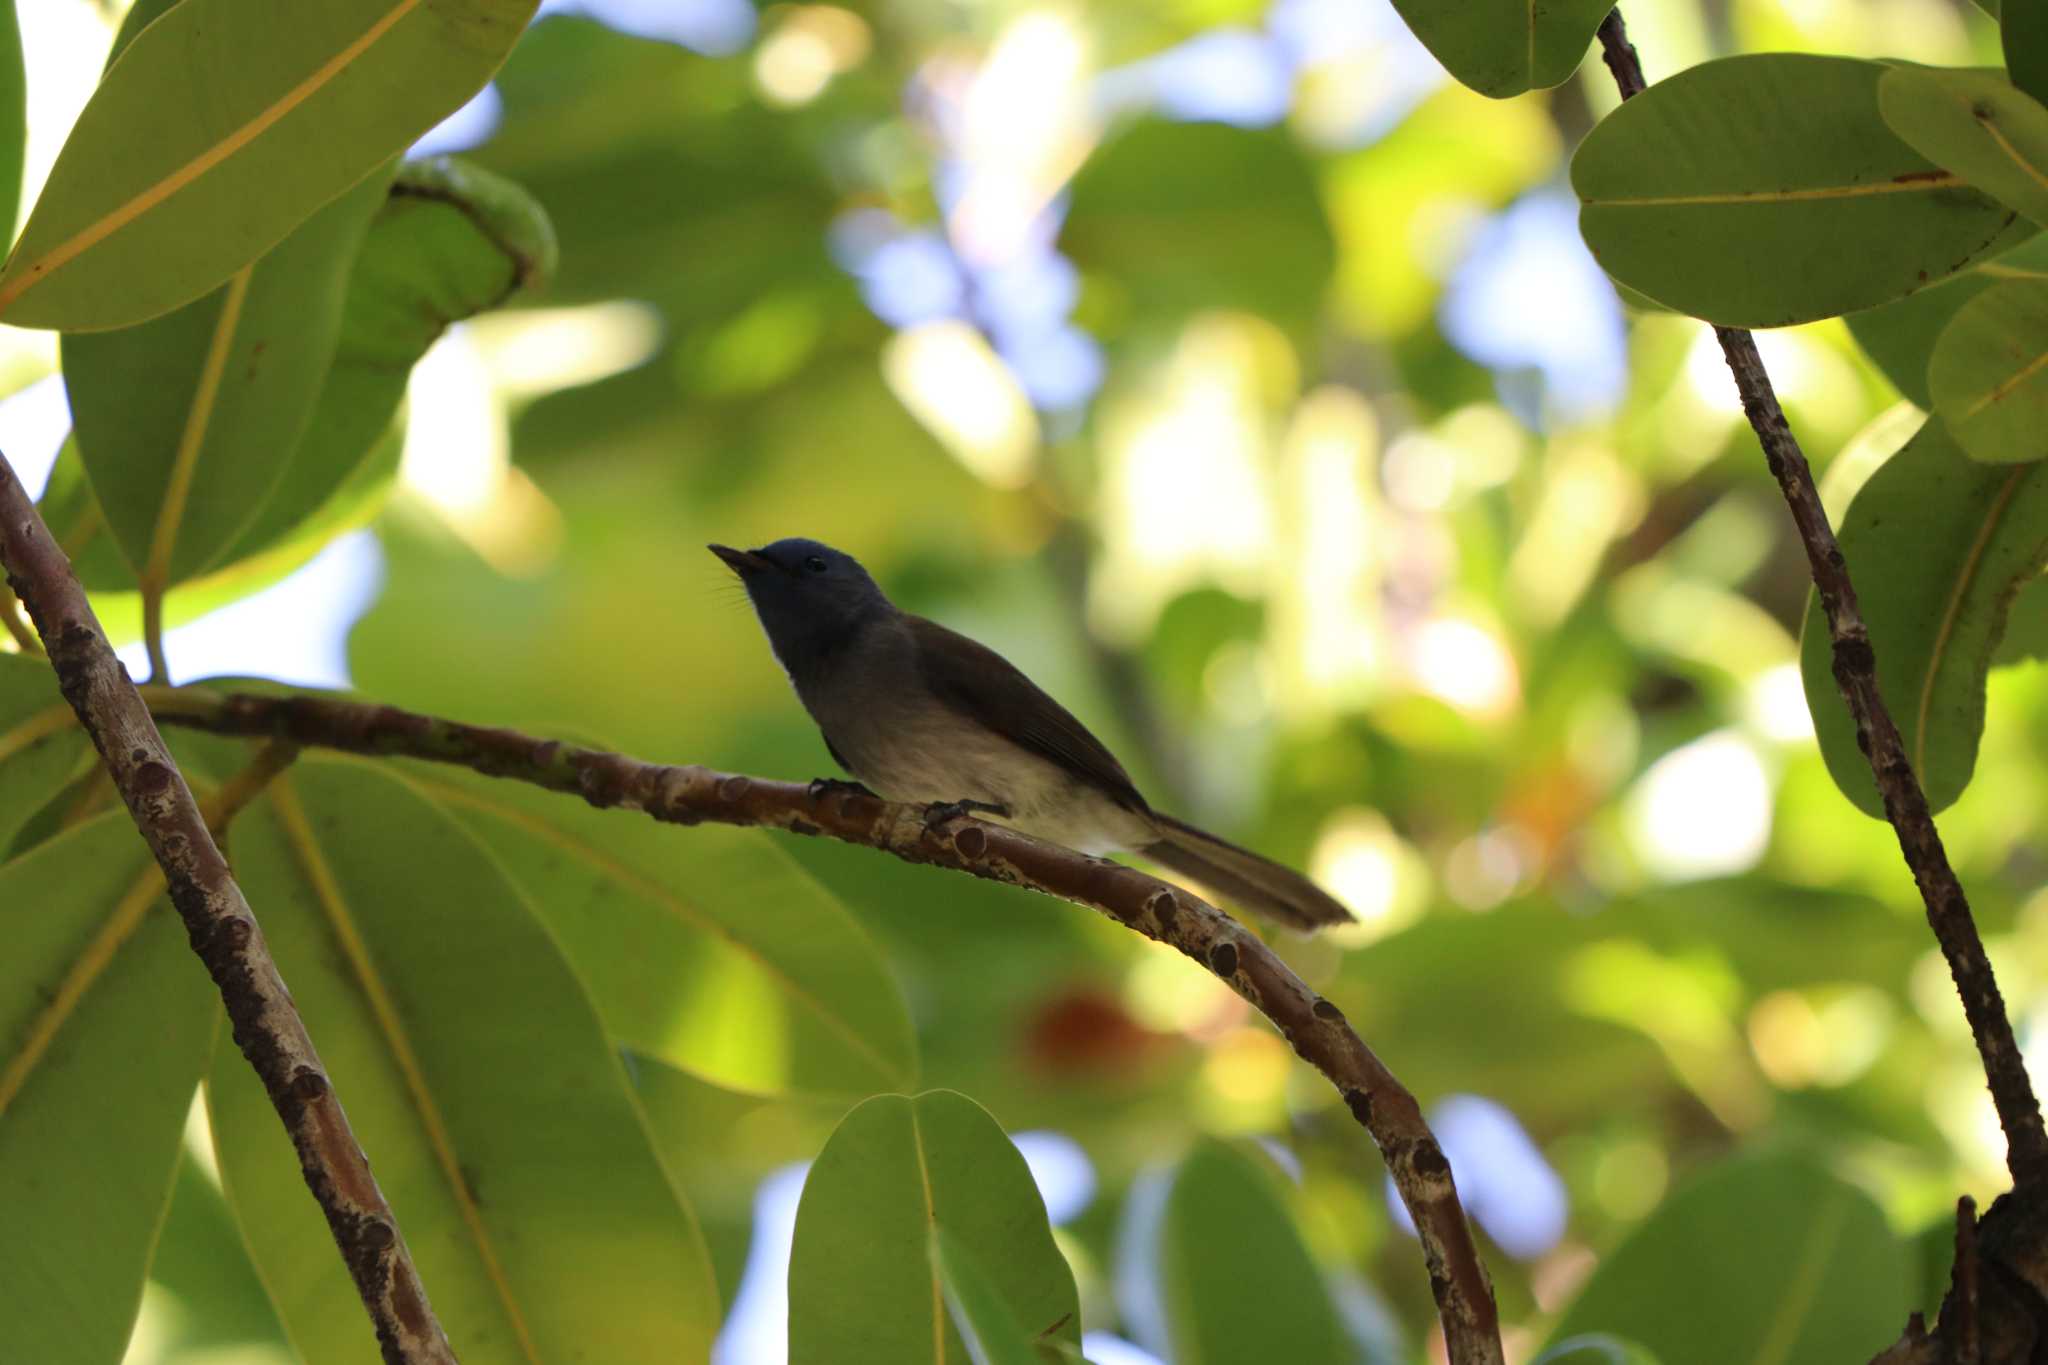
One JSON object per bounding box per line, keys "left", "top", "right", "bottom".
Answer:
{"left": 1150, "top": 1139, "right": 1348, "bottom": 1364}
{"left": 62, "top": 169, "right": 390, "bottom": 589}
{"left": 1845, "top": 234, "right": 2048, "bottom": 408}
{"left": 1800, "top": 419, "right": 2048, "bottom": 816}
{"left": 789, "top": 1090, "right": 1080, "bottom": 1365}
{"left": 209, "top": 759, "right": 720, "bottom": 1364}
{"left": 0, "top": 0, "right": 21, "bottom": 250}
{"left": 1930, "top": 276, "right": 2048, "bottom": 462}
{"left": 413, "top": 763, "right": 917, "bottom": 1099}
{"left": 1388, "top": 0, "right": 1610, "bottom": 98}
{"left": 217, "top": 155, "right": 555, "bottom": 566}
{"left": 0, "top": 814, "right": 216, "bottom": 1365}
{"left": 1878, "top": 67, "right": 2048, "bottom": 227}
{"left": 1574, "top": 55, "right": 2032, "bottom": 326}
{"left": 1545, "top": 1152, "right": 1908, "bottom": 1363}
{"left": 933, "top": 1227, "right": 1055, "bottom": 1365}
{"left": 0, "top": 0, "right": 538, "bottom": 330}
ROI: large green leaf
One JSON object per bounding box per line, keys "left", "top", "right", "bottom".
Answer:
{"left": 1846, "top": 234, "right": 2048, "bottom": 407}
{"left": 789, "top": 1090, "right": 1080, "bottom": 1364}
{"left": 1574, "top": 55, "right": 2032, "bottom": 326}
{"left": 1151, "top": 1139, "right": 1348, "bottom": 1364}
{"left": 1929, "top": 276, "right": 2048, "bottom": 462}
{"left": 0, "top": 814, "right": 218, "bottom": 1365}
{"left": 62, "top": 169, "right": 390, "bottom": 590}
{"left": 218, "top": 156, "right": 555, "bottom": 565}
{"left": 932, "top": 1228, "right": 1059, "bottom": 1365}
{"left": 1878, "top": 67, "right": 2048, "bottom": 228}
{"left": 0, "top": 654, "right": 91, "bottom": 856}
{"left": 1065, "top": 121, "right": 1336, "bottom": 335}
{"left": 1545, "top": 1152, "right": 1908, "bottom": 1364}
{"left": 208, "top": 759, "right": 720, "bottom": 1364}
{"left": 414, "top": 763, "right": 917, "bottom": 1099}
{"left": 1388, "top": 0, "right": 1611, "bottom": 98}
{"left": 1800, "top": 419, "right": 2048, "bottom": 816}
{"left": 138, "top": 1151, "right": 295, "bottom": 1363}
{"left": 0, "top": 0, "right": 538, "bottom": 331}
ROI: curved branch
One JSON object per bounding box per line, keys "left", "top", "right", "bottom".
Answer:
{"left": 147, "top": 684, "right": 1506, "bottom": 1365}
{"left": 0, "top": 454, "right": 457, "bottom": 1365}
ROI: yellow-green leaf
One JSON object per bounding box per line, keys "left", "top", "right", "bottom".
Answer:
{"left": 209, "top": 759, "right": 719, "bottom": 1364}
{"left": 0, "top": 0, "right": 538, "bottom": 331}
{"left": 0, "top": 814, "right": 217, "bottom": 1365}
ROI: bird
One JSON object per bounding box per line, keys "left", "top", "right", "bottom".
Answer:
{"left": 710, "top": 537, "right": 1351, "bottom": 932}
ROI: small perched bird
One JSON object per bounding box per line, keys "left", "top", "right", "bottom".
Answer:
{"left": 711, "top": 537, "right": 1351, "bottom": 932}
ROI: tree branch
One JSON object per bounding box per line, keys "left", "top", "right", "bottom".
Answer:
{"left": 0, "top": 454, "right": 458, "bottom": 1365}
{"left": 1596, "top": 2, "right": 2048, "bottom": 1195}
{"left": 145, "top": 683, "right": 1506, "bottom": 1365}
{"left": 1595, "top": 11, "right": 2048, "bottom": 1361}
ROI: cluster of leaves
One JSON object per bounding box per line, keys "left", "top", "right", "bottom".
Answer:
{"left": 3, "top": 0, "right": 2045, "bottom": 1364}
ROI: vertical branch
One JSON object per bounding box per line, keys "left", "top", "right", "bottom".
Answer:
{"left": 0, "top": 452, "right": 459, "bottom": 1365}
{"left": 1594, "top": 7, "right": 2048, "bottom": 1190}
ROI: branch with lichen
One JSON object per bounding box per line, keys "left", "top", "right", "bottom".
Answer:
{"left": 141, "top": 682, "right": 1507, "bottom": 1365}
{"left": 0, "top": 453, "right": 458, "bottom": 1365}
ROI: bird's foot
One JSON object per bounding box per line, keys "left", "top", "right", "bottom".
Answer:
{"left": 807, "top": 777, "right": 878, "bottom": 801}
{"left": 921, "top": 798, "right": 1009, "bottom": 834}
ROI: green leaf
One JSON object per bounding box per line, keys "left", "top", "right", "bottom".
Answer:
{"left": 1878, "top": 67, "right": 2048, "bottom": 227}
{"left": 0, "top": 0, "right": 539, "bottom": 331}
{"left": 1545, "top": 1152, "right": 1908, "bottom": 1364}
{"left": 1387, "top": 0, "right": 1611, "bottom": 98}
{"left": 0, "top": 0, "right": 22, "bottom": 248}
{"left": 141, "top": 1150, "right": 294, "bottom": 1362}
{"left": 1535, "top": 1336, "right": 1664, "bottom": 1365}
{"left": 61, "top": 168, "right": 391, "bottom": 590}
{"left": 208, "top": 759, "right": 720, "bottom": 1363}
{"left": 1573, "top": 55, "right": 2033, "bottom": 326}
{"left": 1800, "top": 419, "right": 2048, "bottom": 816}
{"left": 2007, "top": 0, "right": 2048, "bottom": 106}
{"left": 1151, "top": 1139, "right": 1348, "bottom": 1364}
{"left": 1930, "top": 276, "right": 2048, "bottom": 461}
{"left": 1065, "top": 121, "right": 1336, "bottom": 335}
{"left": 789, "top": 1090, "right": 1080, "bottom": 1365}
{"left": 414, "top": 763, "right": 918, "bottom": 1099}
{"left": 0, "top": 814, "right": 218, "bottom": 1365}
{"left": 0, "top": 654, "right": 90, "bottom": 856}
{"left": 217, "top": 155, "right": 555, "bottom": 566}
{"left": 1845, "top": 234, "right": 2048, "bottom": 407}
{"left": 932, "top": 1227, "right": 1056, "bottom": 1365}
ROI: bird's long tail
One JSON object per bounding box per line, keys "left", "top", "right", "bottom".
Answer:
{"left": 1140, "top": 813, "right": 1352, "bottom": 932}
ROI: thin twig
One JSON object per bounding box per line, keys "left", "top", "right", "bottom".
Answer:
{"left": 1596, "top": 3, "right": 2048, "bottom": 1193}
{"left": 145, "top": 684, "right": 1506, "bottom": 1365}
{"left": 0, "top": 454, "right": 458, "bottom": 1365}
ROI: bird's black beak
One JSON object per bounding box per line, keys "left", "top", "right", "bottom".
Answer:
{"left": 708, "top": 543, "right": 774, "bottom": 575}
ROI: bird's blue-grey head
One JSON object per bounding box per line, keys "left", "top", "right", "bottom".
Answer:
{"left": 709, "top": 538, "right": 893, "bottom": 677}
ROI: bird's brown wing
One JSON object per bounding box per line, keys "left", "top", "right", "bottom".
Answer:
{"left": 906, "top": 614, "right": 1149, "bottom": 812}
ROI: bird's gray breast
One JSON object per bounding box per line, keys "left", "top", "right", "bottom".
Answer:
{"left": 797, "top": 627, "right": 1153, "bottom": 854}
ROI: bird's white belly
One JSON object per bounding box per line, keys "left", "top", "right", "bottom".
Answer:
{"left": 833, "top": 708, "right": 1154, "bottom": 855}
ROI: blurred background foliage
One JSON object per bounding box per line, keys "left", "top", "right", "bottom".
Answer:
{"left": 3, "top": 0, "right": 2041, "bottom": 1360}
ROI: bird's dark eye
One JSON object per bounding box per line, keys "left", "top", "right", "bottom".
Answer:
{"left": 804, "top": 555, "right": 828, "bottom": 574}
